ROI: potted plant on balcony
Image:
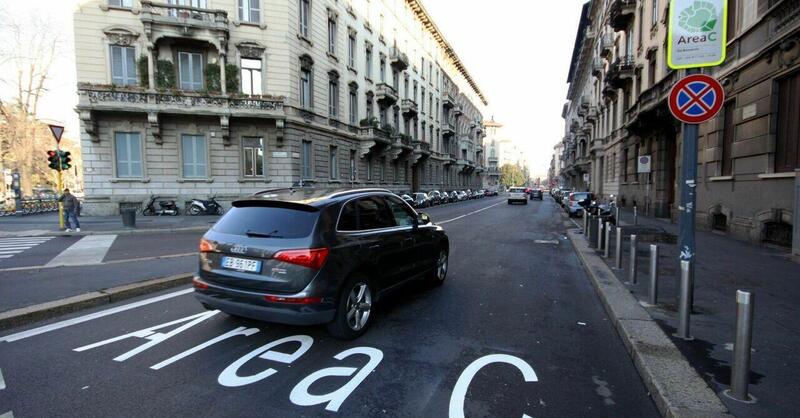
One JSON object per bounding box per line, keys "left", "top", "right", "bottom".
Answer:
{"left": 359, "top": 117, "right": 379, "bottom": 128}
{"left": 380, "top": 123, "right": 396, "bottom": 136}
{"left": 155, "top": 60, "right": 176, "bottom": 91}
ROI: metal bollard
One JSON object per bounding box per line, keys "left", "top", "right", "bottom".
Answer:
{"left": 627, "top": 234, "right": 638, "bottom": 284}
{"left": 615, "top": 227, "right": 622, "bottom": 269}
{"left": 649, "top": 244, "right": 658, "bottom": 305}
{"left": 725, "top": 290, "right": 755, "bottom": 403}
{"left": 615, "top": 206, "right": 620, "bottom": 226}
{"left": 604, "top": 222, "right": 611, "bottom": 258}
{"left": 586, "top": 214, "right": 593, "bottom": 243}
{"left": 583, "top": 210, "right": 588, "bottom": 233}
{"left": 674, "top": 260, "right": 694, "bottom": 340}
{"left": 597, "top": 218, "right": 604, "bottom": 249}
{"left": 633, "top": 206, "right": 638, "bottom": 225}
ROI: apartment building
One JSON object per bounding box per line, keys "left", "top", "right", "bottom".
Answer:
{"left": 74, "top": 0, "right": 488, "bottom": 215}
{"left": 557, "top": 0, "right": 800, "bottom": 250}
{"left": 482, "top": 117, "right": 502, "bottom": 190}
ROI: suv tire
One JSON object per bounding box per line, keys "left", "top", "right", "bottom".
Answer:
{"left": 426, "top": 248, "right": 449, "bottom": 286}
{"left": 326, "top": 274, "right": 374, "bottom": 340}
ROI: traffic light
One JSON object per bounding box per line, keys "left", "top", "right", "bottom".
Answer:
{"left": 47, "top": 150, "right": 59, "bottom": 170}
{"left": 60, "top": 150, "right": 72, "bottom": 170}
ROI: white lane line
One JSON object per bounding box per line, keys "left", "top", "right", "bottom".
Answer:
{"left": 0, "top": 256, "right": 14, "bottom": 259}
{"left": 0, "top": 238, "right": 52, "bottom": 242}
{"left": 45, "top": 235, "right": 117, "bottom": 267}
{"left": 0, "top": 367, "right": 5, "bottom": 389}
{"left": 0, "top": 247, "right": 37, "bottom": 251}
{"left": 438, "top": 200, "right": 506, "bottom": 225}
{"left": 0, "top": 288, "right": 194, "bottom": 343}
{"left": 0, "top": 412, "right": 13, "bottom": 418}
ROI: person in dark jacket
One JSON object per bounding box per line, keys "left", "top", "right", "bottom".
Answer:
{"left": 59, "top": 188, "right": 80, "bottom": 232}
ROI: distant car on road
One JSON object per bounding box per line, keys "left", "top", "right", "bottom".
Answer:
{"left": 194, "top": 188, "right": 449, "bottom": 339}
{"left": 565, "top": 191, "right": 593, "bottom": 217}
{"left": 427, "top": 190, "right": 442, "bottom": 205}
{"left": 529, "top": 189, "right": 543, "bottom": 200}
{"left": 412, "top": 193, "right": 430, "bottom": 208}
{"left": 508, "top": 187, "right": 528, "bottom": 205}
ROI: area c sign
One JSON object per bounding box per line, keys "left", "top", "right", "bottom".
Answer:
{"left": 667, "top": 0, "right": 728, "bottom": 69}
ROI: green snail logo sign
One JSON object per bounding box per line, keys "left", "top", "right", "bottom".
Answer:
{"left": 678, "top": 1, "right": 718, "bottom": 32}
{"left": 668, "top": 0, "right": 728, "bottom": 69}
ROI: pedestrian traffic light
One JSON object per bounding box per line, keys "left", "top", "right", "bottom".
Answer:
{"left": 60, "top": 150, "right": 72, "bottom": 170}
{"left": 47, "top": 150, "right": 59, "bottom": 170}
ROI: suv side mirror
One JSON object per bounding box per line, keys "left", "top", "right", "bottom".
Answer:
{"left": 417, "top": 212, "right": 431, "bottom": 225}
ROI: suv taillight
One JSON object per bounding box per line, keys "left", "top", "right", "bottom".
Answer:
{"left": 274, "top": 248, "right": 330, "bottom": 270}
{"left": 199, "top": 238, "right": 214, "bottom": 253}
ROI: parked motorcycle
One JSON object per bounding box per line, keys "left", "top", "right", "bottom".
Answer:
{"left": 187, "top": 195, "right": 224, "bottom": 216}
{"left": 142, "top": 195, "right": 180, "bottom": 216}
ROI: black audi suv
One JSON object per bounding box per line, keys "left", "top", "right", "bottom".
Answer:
{"left": 193, "top": 188, "right": 449, "bottom": 339}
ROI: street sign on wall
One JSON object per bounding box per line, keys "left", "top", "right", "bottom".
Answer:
{"left": 667, "top": 0, "right": 728, "bottom": 69}
{"left": 668, "top": 74, "right": 725, "bottom": 124}
{"left": 638, "top": 155, "right": 652, "bottom": 173}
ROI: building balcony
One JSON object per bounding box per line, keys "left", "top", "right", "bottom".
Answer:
{"left": 389, "top": 47, "right": 409, "bottom": 71}
{"left": 401, "top": 99, "right": 418, "bottom": 116}
{"left": 608, "top": 0, "right": 636, "bottom": 32}
{"left": 488, "top": 156, "right": 498, "bottom": 164}
{"left": 452, "top": 105, "right": 463, "bottom": 116}
{"left": 376, "top": 83, "right": 398, "bottom": 105}
{"left": 599, "top": 33, "right": 614, "bottom": 58}
{"left": 602, "top": 83, "right": 617, "bottom": 100}
{"left": 592, "top": 58, "right": 604, "bottom": 78}
{"left": 604, "top": 56, "right": 635, "bottom": 89}
{"left": 442, "top": 92, "right": 455, "bottom": 108}
{"left": 586, "top": 106, "right": 598, "bottom": 122}
{"left": 76, "top": 83, "right": 284, "bottom": 144}
{"left": 442, "top": 121, "right": 455, "bottom": 136}
{"left": 140, "top": 1, "right": 229, "bottom": 48}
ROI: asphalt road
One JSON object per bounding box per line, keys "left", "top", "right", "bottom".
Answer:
{"left": 0, "top": 196, "right": 659, "bottom": 417}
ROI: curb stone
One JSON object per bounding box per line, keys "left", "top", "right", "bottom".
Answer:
{"left": 0, "top": 273, "right": 193, "bottom": 331}
{"left": 567, "top": 229, "right": 732, "bottom": 418}
{"left": 0, "top": 226, "right": 210, "bottom": 238}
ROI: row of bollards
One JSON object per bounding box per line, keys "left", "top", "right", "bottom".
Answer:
{"left": 588, "top": 222, "right": 755, "bottom": 404}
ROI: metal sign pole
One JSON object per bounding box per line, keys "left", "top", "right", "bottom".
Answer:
{"left": 677, "top": 69, "right": 700, "bottom": 309}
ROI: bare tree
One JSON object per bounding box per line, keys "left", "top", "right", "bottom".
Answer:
{"left": 0, "top": 8, "right": 64, "bottom": 196}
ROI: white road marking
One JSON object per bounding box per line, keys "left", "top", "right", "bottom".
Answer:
{"left": 0, "top": 367, "right": 5, "bottom": 390}
{"left": 45, "top": 235, "right": 117, "bottom": 267}
{"left": 438, "top": 201, "right": 506, "bottom": 225}
{"left": 0, "top": 237, "right": 52, "bottom": 261}
{"left": 0, "top": 252, "right": 196, "bottom": 273}
{"left": 534, "top": 240, "right": 560, "bottom": 245}
{"left": 449, "top": 354, "right": 538, "bottom": 418}
{"left": 0, "top": 411, "right": 12, "bottom": 418}
{"left": 0, "top": 288, "right": 194, "bottom": 343}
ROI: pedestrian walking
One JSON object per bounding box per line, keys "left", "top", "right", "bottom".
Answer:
{"left": 59, "top": 188, "right": 81, "bottom": 232}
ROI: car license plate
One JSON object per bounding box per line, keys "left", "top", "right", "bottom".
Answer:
{"left": 221, "top": 256, "right": 261, "bottom": 273}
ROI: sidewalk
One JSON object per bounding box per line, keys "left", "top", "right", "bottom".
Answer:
{"left": 600, "top": 209, "right": 800, "bottom": 417}
{"left": 0, "top": 213, "right": 219, "bottom": 236}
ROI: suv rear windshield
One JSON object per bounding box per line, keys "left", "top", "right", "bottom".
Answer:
{"left": 509, "top": 188, "right": 525, "bottom": 193}
{"left": 213, "top": 206, "right": 318, "bottom": 238}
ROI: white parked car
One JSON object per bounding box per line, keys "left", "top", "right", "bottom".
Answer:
{"left": 507, "top": 187, "right": 528, "bottom": 205}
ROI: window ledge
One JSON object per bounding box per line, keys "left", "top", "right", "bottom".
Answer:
{"left": 99, "top": 4, "right": 139, "bottom": 14}
{"left": 327, "top": 52, "right": 339, "bottom": 62}
{"left": 238, "top": 178, "right": 272, "bottom": 183}
{"left": 297, "top": 34, "right": 313, "bottom": 47}
{"left": 709, "top": 175, "right": 734, "bottom": 182}
{"left": 234, "top": 20, "right": 267, "bottom": 29}
{"left": 758, "top": 172, "right": 797, "bottom": 180}
{"left": 329, "top": 180, "right": 342, "bottom": 184}
{"left": 347, "top": 66, "right": 357, "bottom": 74}
{"left": 365, "top": 77, "right": 373, "bottom": 84}
{"left": 176, "top": 178, "right": 214, "bottom": 183}
{"left": 364, "top": 22, "right": 373, "bottom": 33}
{"left": 109, "top": 177, "right": 150, "bottom": 183}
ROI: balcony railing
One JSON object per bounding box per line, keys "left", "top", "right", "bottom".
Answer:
{"left": 592, "top": 58, "right": 604, "bottom": 77}
{"left": 599, "top": 33, "right": 614, "bottom": 58}
{"left": 442, "top": 92, "right": 455, "bottom": 108}
{"left": 77, "top": 84, "right": 284, "bottom": 114}
{"left": 389, "top": 47, "right": 409, "bottom": 70}
{"left": 609, "top": 0, "right": 636, "bottom": 32}
{"left": 605, "top": 56, "right": 635, "bottom": 88}
{"left": 140, "top": 0, "right": 229, "bottom": 28}
{"left": 376, "top": 83, "right": 398, "bottom": 105}
{"left": 401, "top": 99, "right": 418, "bottom": 115}
{"left": 442, "top": 121, "right": 455, "bottom": 135}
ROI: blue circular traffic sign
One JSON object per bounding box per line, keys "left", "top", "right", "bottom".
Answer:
{"left": 668, "top": 74, "right": 725, "bottom": 124}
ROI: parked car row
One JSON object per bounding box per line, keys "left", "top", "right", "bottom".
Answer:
{"left": 399, "top": 189, "right": 497, "bottom": 208}
{"left": 551, "top": 187, "right": 594, "bottom": 218}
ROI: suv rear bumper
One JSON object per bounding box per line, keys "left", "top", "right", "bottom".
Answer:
{"left": 194, "top": 279, "right": 336, "bottom": 326}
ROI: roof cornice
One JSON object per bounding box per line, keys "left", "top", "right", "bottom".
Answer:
{"left": 406, "top": 0, "right": 488, "bottom": 106}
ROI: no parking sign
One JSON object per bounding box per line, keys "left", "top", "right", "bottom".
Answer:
{"left": 668, "top": 74, "right": 724, "bottom": 124}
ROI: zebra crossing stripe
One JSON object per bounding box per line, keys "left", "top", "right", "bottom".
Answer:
{"left": 0, "top": 367, "right": 11, "bottom": 418}
{"left": 0, "top": 237, "right": 53, "bottom": 261}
